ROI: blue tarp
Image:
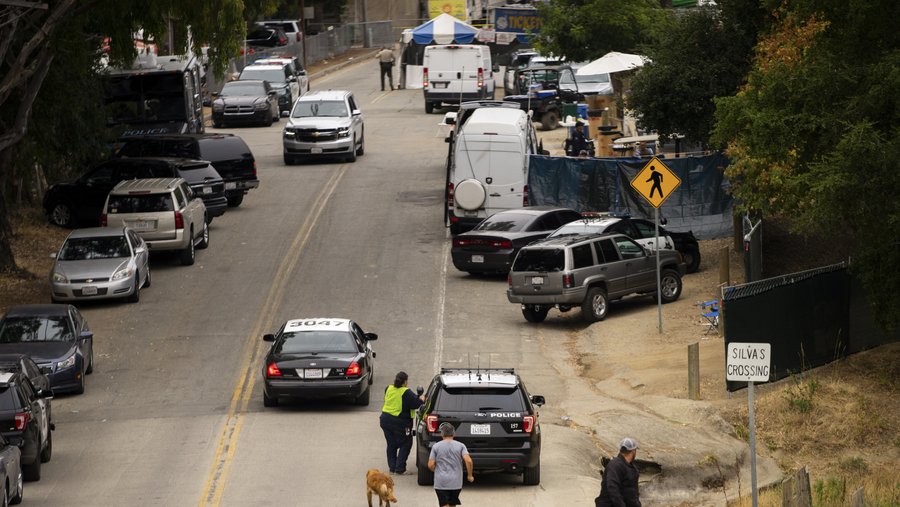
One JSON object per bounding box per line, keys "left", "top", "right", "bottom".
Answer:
{"left": 527, "top": 154, "right": 734, "bottom": 239}
{"left": 411, "top": 13, "right": 479, "bottom": 45}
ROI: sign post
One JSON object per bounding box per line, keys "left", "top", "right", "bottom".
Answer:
{"left": 726, "top": 342, "right": 771, "bottom": 507}
{"left": 630, "top": 157, "right": 681, "bottom": 333}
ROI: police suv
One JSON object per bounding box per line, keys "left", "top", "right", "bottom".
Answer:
{"left": 415, "top": 368, "right": 544, "bottom": 486}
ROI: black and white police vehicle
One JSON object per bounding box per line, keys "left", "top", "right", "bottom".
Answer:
{"left": 415, "top": 368, "right": 544, "bottom": 486}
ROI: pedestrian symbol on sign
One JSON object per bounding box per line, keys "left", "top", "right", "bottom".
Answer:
{"left": 630, "top": 157, "right": 681, "bottom": 208}
{"left": 646, "top": 165, "right": 664, "bottom": 199}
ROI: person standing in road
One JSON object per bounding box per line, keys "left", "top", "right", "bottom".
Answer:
{"left": 595, "top": 437, "right": 641, "bottom": 507}
{"left": 379, "top": 371, "right": 424, "bottom": 475}
{"left": 428, "top": 422, "right": 474, "bottom": 507}
{"left": 376, "top": 46, "right": 395, "bottom": 91}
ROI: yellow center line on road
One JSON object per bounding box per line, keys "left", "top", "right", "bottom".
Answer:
{"left": 198, "top": 165, "right": 349, "bottom": 506}
{"left": 370, "top": 91, "right": 390, "bottom": 105}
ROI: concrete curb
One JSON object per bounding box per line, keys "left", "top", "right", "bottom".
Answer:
{"left": 308, "top": 49, "right": 380, "bottom": 82}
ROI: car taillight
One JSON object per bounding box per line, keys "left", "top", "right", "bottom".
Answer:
{"left": 494, "top": 240, "right": 512, "bottom": 249}
{"left": 523, "top": 185, "right": 530, "bottom": 207}
{"left": 14, "top": 412, "right": 29, "bottom": 431}
{"left": 346, "top": 361, "right": 361, "bottom": 377}
{"left": 266, "top": 363, "right": 282, "bottom": 377}
{"left": 563, "top": 274, "right": 574, "bottom": 288}
{"left": 523, "top": 415, "right": 534, "bottom": 433}
{"left": 253, "top": 160, "right": 258, "bottom": 176}
{"left": 447, "top": 182, "right": 455, "bottom": 207}
{"left": 452, "top": 238, "right": 464, "bottom": 248}
{"left": 477, "top": 68, "right": 484, "bottom": 89}
{"left": 279, "top": 37, "right": 287, "bottom": 45}
{"left": 100, "top": 213, "right": 107, "bottom": 227}
{"left": 426, "top": 415, "right": 438, "bottom": 433}
{"left": 423, "top": 68, "right": 429, "bottom": 88}
{"left": 174, "top": 211, "right": 184, "bottom": 229}
{"left": 296, "top": 32, "right": 302, "bottom": 42}
{"left": 508, "top": 274, "right": 512, "bottom": 287}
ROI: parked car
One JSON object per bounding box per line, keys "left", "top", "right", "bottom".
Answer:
{"left": 0, "top": 367, "right": 52, "bottom": 482}
{"left": 451, "top": 207, "right": 582, "bottom": 274}
{"left": 415, "top": 368, "right": 544, "bottom": 486}
{"left": 250, "top": 57, "right": 309, "bottom": 95}
{"left": 0, "top": 354, "right": 50, "bottom": 394}
{"left": 503, "top": 64, "right": 582, "bottom": 130}
{"left": 239, "top": 63, "right": 300, "bottom": 115}
{"left": 0, "top": 304, "right": 94, "bottom": 394}
{"left": 49, "top": 226, "right": 150, "bottom": 304}
{"left": 211, "top": 79, "right": 279, "bottom": 127}
{"left": 102, "top": 178, "right": 208, "bottom": 266}
{"left": 423, "top": 44, "right": 496, "bottom": 114}
{"left": 245, "top": 26, "right": 288, "bottom": 48}
{"left": 115, "top": 133, "right": 259, "bottom": 208}
{"left": 507, "top": 233, "right": 685, "bottom": 323}
{"left": 257, "top": 19, "right": 303, "bottom": 43}
{"left": 282, "top": 90, "right": 365, "bottom": 164}
{"left": 503, "top": 49, "right": 538, "bottom": 96}
{"left": 0, "top": 432, "right": 23, "bottom": 503}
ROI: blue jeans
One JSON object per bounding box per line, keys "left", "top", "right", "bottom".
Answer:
{"left": 380, "top": 415, "right": 413, "bottom": 472}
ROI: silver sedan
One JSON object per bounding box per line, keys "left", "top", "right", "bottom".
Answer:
{"left": 49, "top": 226, "right": 150, "bottom": 303}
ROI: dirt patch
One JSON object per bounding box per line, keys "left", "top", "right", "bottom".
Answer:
{"left": 0, "top": 210, "right": 68, "bottom": 314}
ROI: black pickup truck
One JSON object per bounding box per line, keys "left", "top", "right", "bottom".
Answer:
{"left": 115, "top": 133, "right": 259, "bottom": 207}
{"left": 502, "top": 64, "right": 583, "bottom": 131}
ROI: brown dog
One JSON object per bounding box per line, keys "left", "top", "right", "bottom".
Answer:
{"left": 366, "top": 469, "right": 398, "bottom": 506}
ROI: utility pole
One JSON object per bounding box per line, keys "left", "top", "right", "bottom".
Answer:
{"left": 300, "top": 0, "right": 308, "bottom": 72}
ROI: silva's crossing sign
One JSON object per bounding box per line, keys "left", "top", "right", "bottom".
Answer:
{"left": 726, "top": 342, "right": 771, "bottom": 382}
{"left": 630, "top": 157, "right": 681, "bottom": 208}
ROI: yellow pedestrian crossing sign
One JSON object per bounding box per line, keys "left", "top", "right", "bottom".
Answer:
{"left": 630, "top": 157, "right": 681, "bottom": 208}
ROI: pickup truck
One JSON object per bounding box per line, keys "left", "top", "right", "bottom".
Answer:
{"left": 502, "top": 64, "right": 582, "bottom": 130}
{"left": 115, "top": 133, "right": 259, "bottom": 207}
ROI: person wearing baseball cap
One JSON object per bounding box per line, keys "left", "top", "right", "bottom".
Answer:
{"left": 594, "top": 437, "right": 641, "bottom": 507}
{"left": 569, "top": 119, "right": 591, "bottom": 157}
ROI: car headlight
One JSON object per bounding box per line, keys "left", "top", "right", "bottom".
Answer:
{"left": 57, "top": 354, "right": 76, "bottom": 370}
{"left": 337, "top": 127, "right": 351, "bottom": 138}
{"left": 111, "top": 266, "right": 134, "bottom": 281}
{"left": 283, "top": 129, "right": 295, "bottom": 138}
{"left": 52, "top": 271, "right": 68, "bottom": 283}
{"left": 212, "top": 103, "right": 224, "bottom": 112}
{"left": 255, "top": 102, "right": 270, "bottom": 110}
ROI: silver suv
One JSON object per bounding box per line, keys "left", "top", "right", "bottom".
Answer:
{"left": 507, "top": 233, "right": 685, "bottom": 323}
{"left": 282, "top": 90, "right": 364, "bottom": 164}
{"left": 102, "top": 178, "right": 209, "bottom": 266}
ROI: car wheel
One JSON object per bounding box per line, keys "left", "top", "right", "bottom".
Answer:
{"left": 180, "top": 230, "right": 196, "bottom": 266}
{"left": 682, "top": 245, "right": 701, "bottom": 273}
{"left": 283, "top": 154, "right": 295, "bottom": 166}
{"left": 355, "top": 131, "right": 365, "bottom": 156}
{"left": 263, "top": 391, "right": 278, "bottom": 407}
{"left": 417, "top": 463, "right": 434, "bottom": 486}
{"left": 143, "top": 268, "right": 151, "bottom": 288}
{"left": 425, "top": 101, "right": 434, "bottom": 114}
{"left": 522, "top": 305, "right": 549, "bottom": 323}
{"left": 660, "top": 268, "right": 683, "bottom": 303}
{"left": 226, "top": 193, "right": 244, "bottom": 207}
{"left": 354, "top": 386, "right": 371, "bottom": 406}
{"left": 541, "top": 111, "right": 559, "bottom": 131}
{"left": 22, "top": 456, "right": 40, "bottom": 482}
{"left": 39, "top": 429, "right": 52, "bottom": 463}
{"left": 582, "top": 287, "right": 609, "bottom": 323}
{"left": 213, "top": 119, "right": 223, "bottom": 129}
{"left": 1, "top": 481, "right": 7, "bottom": 507}
{"left": 49, "top": 202, "right": 76, "bottom": 228}
{"left": 523, "top": 461, "right": 540, "bottom": 485}
{"left": 86, "top": 348, "right": 94, "bottom": 374}
{"left": 265, "top": 110, "right": 274, "bottom": 127}
{"left": 345, "top": 136, "right": 358, "bottom": 163}
{"left": 9, "top": 468, "right": 22, "bottom": 504}
{"left": 197, "top": 220, "right": 210, "bottom": 250}
{"left": 127, "top": 276, "right": 140, "bottom": 303}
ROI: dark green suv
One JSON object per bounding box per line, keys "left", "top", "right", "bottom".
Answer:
{"left": 507, "top": 233, "right": 685, "bottom": 323}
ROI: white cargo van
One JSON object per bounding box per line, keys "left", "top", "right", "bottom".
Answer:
{"left": 423, "top": 44, "right": 496, "bottom": 114}
{"left": 447, "top": 107, "right": 538, "bottom": 234}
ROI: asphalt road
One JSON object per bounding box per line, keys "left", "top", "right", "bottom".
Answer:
{"left": 25, "top": 61, "right": 601, "bottom": 506}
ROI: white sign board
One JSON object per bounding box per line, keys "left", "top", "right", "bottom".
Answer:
{"left": 726, "top": 342, "right": 771, "bottom": 382}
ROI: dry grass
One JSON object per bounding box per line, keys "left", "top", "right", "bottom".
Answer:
{"left": 0, "top": 209, "right": 67, "bottom": 314}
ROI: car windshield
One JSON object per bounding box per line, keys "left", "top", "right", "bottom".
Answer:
{"left": 474, "top": 213, "right": 532, "bottom": 232}
{"left": 276, "top": 331, "right": 357, "bottom": 354}
{"left": 549, "top": 222, "right": 606, "bottom": 237}
{"left": 0, "top": 316, "right": 74, "bottom": 343}
{"left": 513, "top": 248, "right": 565, "bottom": 272}
{"left": 291, "top": 100, "right": 348, "bottom": 118}
{"left": 577, "top": 74, "right": 610, "bottom": 84}
{"left": 239, "top": 68, "right": 285, "bottom": 84}
{"left": 221, "top": 82, "right": 265, "bottom": 96}
{"left": 59, "top": 236, "right": 130, "bottom": 260}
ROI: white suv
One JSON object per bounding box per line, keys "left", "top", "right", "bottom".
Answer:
{"left": 282, "top": 90, "right": 365, "bottom": 164}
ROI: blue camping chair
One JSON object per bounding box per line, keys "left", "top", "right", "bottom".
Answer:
{"left": 697, "top": 299, "right": 719, "bottom": 335}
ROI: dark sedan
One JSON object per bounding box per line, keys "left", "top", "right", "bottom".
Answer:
{"left": 451, "top": 207, "right": 582, "bottom": 274}
{"left": 0, "top": 305, "right": 93, "bottom": 395}
{"left": 262, "top": 318, "right": 376, "bottom": 407}
{"left": 211, "top": 80, "right": 279, "bottom": 128}
{"left": 245, "top": 26, "right": 288, "bottom": 47}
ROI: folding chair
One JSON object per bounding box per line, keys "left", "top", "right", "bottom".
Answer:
{"left": 697, "top": 299, "right": 720, "bottom": 335}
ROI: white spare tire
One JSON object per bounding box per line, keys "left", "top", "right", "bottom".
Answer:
{"left": 454, "top": 179, "right": 486, "bottom": 211}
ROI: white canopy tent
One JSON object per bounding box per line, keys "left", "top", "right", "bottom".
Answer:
{"left": 577, "top": 51, "right": 649, "bottom": 76}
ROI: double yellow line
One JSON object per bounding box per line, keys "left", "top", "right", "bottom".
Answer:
{"left": 198, "top": 166, "right": 348, "bottom": 506}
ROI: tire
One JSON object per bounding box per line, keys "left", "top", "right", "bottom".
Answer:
{"left": 213, "top": 120, "right": 223, "bottom": 129}
{"left": 49, "top": 202, "right": 76, "bottom": 228}
{"left": 354, "top": 386, "right": 370, "bottom": 406}
{"left": 522, "top": 305, "right": 549, "bottom": 323}
{"left": 582, "top": 287, "right": 609, "bottom": 323}
{"left": 263, "top": 391, "right": 278, "bottom": 407}
{"left": 682, "top": 245, "right": 701, "bottom": 274}
{"left": 265, "top": 110, "right": 274, "bottom": 127}
{"left": 180, "top": 230, "right": 196, "bottom": 266}
{"left": 143, "top": 268, "right": 151, "bottom": 288}
{"left": 127, "top": 277, "right": 140, "bottom": 303}
{"left": 226, "top": 193, "right": 244, "bottom": 207}
{"left": 540, "top": 111, "right": 559, "bottom": 131}
{"left": 417, "top": 463, "right": 434, "bottom": 486}
{"left": 197, "top": 220, "right": 209, "bottom": 250}
{"left": 284, "top": 154, "right": 295, "bottom": 166}
{"left": 9, "top": 469, "right": 22, "bottom": 504}
{"left": 523, "top": 461, "right": 540, "bottom": 486}
{"left": 355, "top": 131, "right": 365, "bottom": 156}
{"left": 23, "top": 456, "right": 40, "bottom": 482}
{"left": 85, "top": 348, "right": 93, "bottom": 374}
{"left": 74, "top": 368, "right": 85, "bottom": 395}
{"left": 425, "top": 101, "right": 434, "bottom": 114}
{"left": 40, "top": 429, "right": 52, "bottom": 463}
{"left": 345, "top": 136, "right": 357, "bottom": 162}
{"left": 660, "top": 268, "right": 683, "bottom": 303}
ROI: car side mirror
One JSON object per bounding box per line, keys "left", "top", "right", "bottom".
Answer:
{"left": 80, "top": 330, "right": 93, "bottom": 340}
{"left": 49, "top": 252, "right": 57, "bottom": 259}
{"left": 351, "top": 109, "right": 361, "bottom": 116}
{"left": 530, "top": 395, "right": 545, "bottom": 407}
{"left": 263, "top": 333, "right": 276, "bottom": 342}
{"left": 364, "top": 332, "right": 378, "bottom": 341}
{"left": 135, "top": 246, "right": 147, "bottom": 254}
{"left": 37, "top": 388, "right": 54, "bottom": 399}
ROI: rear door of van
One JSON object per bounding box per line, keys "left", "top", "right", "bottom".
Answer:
{"left": 427, "top": 46, "right": 484, "bottom": 95}
{"left": 456, "top": 133, "right": 526, "bottom": 216}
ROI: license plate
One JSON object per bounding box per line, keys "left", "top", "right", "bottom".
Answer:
{"left": 224, "top": 182, "right": 237, "bottom": 190}
{"left": 470, "top": 424, "right": 490, "bottom": 435}
{"left": 128, "top": 220, "right": 154, "bottom": 231}
{"left": 471, "top": 255, "right": 484, "bottom": 263}
{"left": 464, "top": 210, "right": 478, "bottom": 217}
{"left": 202, "top": 186, "right": 212, "bottom": 194}
{"left": 304, "top": 368, "right": 323, "bottom": 379}
{"left": 310, "top": 147, "right": 323, "bottom": 154}
{"left": 433, "top": 82, "right": 448, "bottom": 89}
{"left": 81, "top": 286, "right": 98, "bottom": 296}
{"left": 532, "top": 276, "right": 544, "bottom": 285}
